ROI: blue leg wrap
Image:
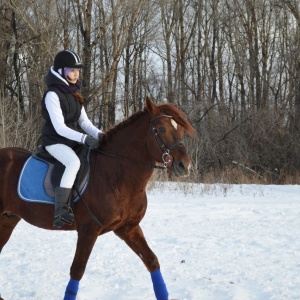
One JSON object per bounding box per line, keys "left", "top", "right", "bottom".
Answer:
{"left": 150, "top": 269, "right": 169, "bottom": 300}
{"left": 64, "top": 278, "right": 79, "bottom": 300}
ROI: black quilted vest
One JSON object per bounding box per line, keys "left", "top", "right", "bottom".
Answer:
{"left": 41, "top": 71, "right": 83, "bottom": 148}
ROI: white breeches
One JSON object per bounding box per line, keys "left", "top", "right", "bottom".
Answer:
{"left": 45, "top": 144, "right": 80, "bottom": 189}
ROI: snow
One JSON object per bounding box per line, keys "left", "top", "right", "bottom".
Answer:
{"left": 1, "top": 182, "right": 300, "bottom": 300}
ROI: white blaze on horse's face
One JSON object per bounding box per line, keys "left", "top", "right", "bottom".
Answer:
{"left": 171, "top": 119, "right": 178, "bottom": 130}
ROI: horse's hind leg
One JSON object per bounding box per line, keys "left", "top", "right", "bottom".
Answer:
{"left": 114, "top": 225, "right": 169, "bottom": 300}
{"left": 0, "top": 213, "right": 21, "bottom": 253}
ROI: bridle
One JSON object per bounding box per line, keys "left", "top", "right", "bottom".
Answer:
{"left": 150, "top": 114, "right": 183, "bottom": 169}
{"left": 97, "top": 114, "right": 184, "bottom": 171}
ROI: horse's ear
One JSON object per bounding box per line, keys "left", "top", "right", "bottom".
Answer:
{"left": 145, "top": 96, "right": 160, "bottom": 116}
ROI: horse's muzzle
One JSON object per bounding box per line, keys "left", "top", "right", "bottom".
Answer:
{"left": 171, "top": 160, "right": 190, "bottom": 177}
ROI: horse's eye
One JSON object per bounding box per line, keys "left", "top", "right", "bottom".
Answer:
{"left": 159, "top": 127, "right": 166, "bottom": 133}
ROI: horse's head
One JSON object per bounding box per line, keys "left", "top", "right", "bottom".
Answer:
{"left": 145, "top": 97, "right": 196, "bottom": 177}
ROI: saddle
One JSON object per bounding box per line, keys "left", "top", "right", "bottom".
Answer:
{"left": 18, "top": 145, "right": 90, "bottom": 204}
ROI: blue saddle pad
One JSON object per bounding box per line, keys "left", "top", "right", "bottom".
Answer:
{"left": 18, "top": 155, "right": 89, "bottom": 204}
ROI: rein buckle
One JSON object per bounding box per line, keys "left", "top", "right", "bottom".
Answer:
{"left": 162, "top": 149, "right": 172, "bottom": 170}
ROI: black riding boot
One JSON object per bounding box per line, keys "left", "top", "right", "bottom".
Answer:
{"left": 53, "top": 187, "right": 74, "bottom": 228}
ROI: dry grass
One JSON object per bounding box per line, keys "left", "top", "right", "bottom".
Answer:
{"left": 148, "top": 163, "right": 300, "bottom": 190}
{"left": 0, "top": 98, "right": 42, "bottom": 151}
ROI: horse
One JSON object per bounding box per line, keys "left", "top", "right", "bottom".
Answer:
{"left": 0, "top": 97, "right": 195, "bottom": 300}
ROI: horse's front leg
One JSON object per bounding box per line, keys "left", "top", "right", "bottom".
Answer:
{"left": 114, "top": 225, "right": 169, "bottom": 300}
{"left": 64, "top": 227, "right": 99, "bottom": 300}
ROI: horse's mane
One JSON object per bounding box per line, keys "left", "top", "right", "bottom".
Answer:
{"left": 101, "top": 102, "right": 195, "bottom": 144}
{"left": 102, "top": 110, "right": 146, "bottom": 143}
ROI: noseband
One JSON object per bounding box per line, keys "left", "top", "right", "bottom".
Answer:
{"left": 150, "top": 115, "right": 184, "bottom": 169}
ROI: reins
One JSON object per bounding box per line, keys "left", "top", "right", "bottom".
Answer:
{"left": 96, "top": 114, "right": 183, "bottom": 171}
{"left": 95, "top": 149, "right": 166, "bottom": 170}
{"left": 74, "top": 186, "right": 104, "bottom": 228}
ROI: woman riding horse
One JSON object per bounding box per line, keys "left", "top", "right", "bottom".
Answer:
{"left": 41, "top": 50, "right": 103, "bottom": 228}
{"left": 0, "top": 94, "right": 195, "bottom": 299}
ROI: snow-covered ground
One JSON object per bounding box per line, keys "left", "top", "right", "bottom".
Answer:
{"left": 1, "top": 182, "right": 300, "bottom": 300}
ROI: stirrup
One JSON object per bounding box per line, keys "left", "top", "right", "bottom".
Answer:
{"left": 53, "top": 206, "right": 74, "bottom": 228}
{"left": 62, "top": 205, "right": 74, "bottom": 223}
{"left": 53, "top": 216, "right": 65, "bottom": 228}
{"left": 61, "top": 213, "right": 74, "bottom": 225}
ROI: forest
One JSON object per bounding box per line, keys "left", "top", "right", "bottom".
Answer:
{"left": 1, "top": 0, "right": 300, "bottom": 183}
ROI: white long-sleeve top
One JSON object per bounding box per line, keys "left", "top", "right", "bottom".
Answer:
{"left": 45, "top": 91, "right": 101, "bottom": 143}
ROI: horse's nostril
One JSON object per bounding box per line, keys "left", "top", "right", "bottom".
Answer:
{"left": 173, "top": 160, "right": 190, "bottom": 177}
{"left": 179, "top": 161, "right": 185, "bottom": 170}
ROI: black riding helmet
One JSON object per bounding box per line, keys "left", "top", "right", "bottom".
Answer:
{"left": 53, "top": 50, "right": 84, "bottom": 72}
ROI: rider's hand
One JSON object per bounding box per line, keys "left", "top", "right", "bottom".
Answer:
{"left": 85, "top": 136, "right": 100, "bottom": 149}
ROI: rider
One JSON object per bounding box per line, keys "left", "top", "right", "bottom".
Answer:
{"left": 41, "top": 50, "right": 102, "bottom": 228}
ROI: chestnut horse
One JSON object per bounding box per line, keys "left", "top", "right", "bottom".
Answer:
{"left": 0, "top": 97, "right": 195, "bottom": 300}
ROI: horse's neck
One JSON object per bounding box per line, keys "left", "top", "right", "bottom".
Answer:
{"left": 98, "top": 116, "right": 155, "bottom": 180}
{"left": 103, "top": 116, "right": 150, "bottom": 157}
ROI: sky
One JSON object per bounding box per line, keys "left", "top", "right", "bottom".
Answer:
{"left": 1, "top": 182, "right": 300, "bottom": 300}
